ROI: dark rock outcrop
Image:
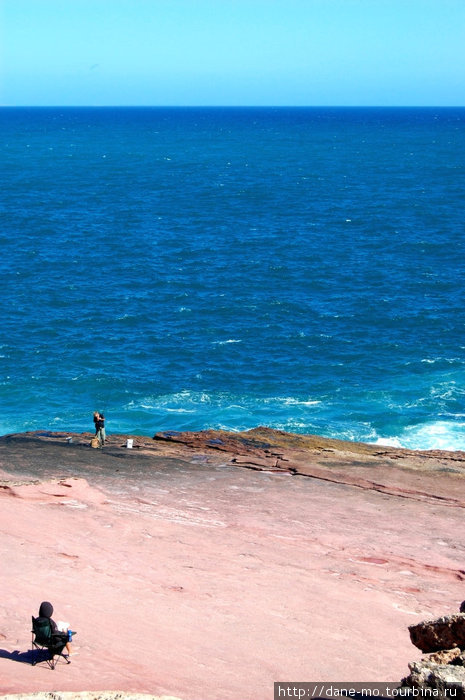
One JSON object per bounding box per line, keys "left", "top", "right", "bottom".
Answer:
{"left": 409, "top": 614, "right": 465, "bottom": 652}
{"left": 402, "top": 610, "right": 465, "bottom": 697}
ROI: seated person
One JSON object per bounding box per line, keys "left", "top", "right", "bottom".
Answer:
{"left": 37, "top": 601, "right": 76, "bottom": 656}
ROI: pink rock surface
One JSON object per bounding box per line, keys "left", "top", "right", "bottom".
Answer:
{"left": 0, "top": 432, "right": 464, "bottom": 700}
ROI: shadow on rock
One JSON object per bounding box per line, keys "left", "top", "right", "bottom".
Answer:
{"left": 0, "top": 647, "right": 37, "bottom": 664}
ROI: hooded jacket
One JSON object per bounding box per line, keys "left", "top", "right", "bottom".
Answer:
{"left": 38, "top": 601, "right": 63, "bottom": 635}
{"left": 39, "top": 601, "right": 54, "bottom": 618}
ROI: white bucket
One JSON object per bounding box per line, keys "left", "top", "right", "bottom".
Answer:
{"left": 126, "top": 439, "right": 133, "bottom": 449}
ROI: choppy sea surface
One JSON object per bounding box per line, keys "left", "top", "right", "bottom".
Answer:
{"left": 1, "top": 107, "right": 465, "bottom": 450}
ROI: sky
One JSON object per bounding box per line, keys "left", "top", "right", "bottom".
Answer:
{"left": 1, "top": 0, "right": 464, "bottom": 106}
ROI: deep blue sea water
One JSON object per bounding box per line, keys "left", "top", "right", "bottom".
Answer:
{"left": 1, "top": 107, "right": 465, "bottom": 449}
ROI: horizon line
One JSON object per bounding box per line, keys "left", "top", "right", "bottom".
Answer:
{"left": 1, "top": 104, "right": 465, "bottom": 109}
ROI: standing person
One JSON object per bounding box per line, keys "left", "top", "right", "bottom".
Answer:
{"left": 93, "top": 411, "right": 99, "bottom": 435}
{"left": 96, "top": 411, "right": 106, "bottom": 446}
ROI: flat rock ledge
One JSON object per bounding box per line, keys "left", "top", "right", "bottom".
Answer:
{"left": 402, "top": 613, "right": 465, "bottom": 698}
{"left": 0, "top": 694, "right": 182, "bottom": 700}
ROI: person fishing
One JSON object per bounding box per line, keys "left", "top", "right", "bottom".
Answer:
{"left": 93, "top": 411, "right": 106, "bottom": 447}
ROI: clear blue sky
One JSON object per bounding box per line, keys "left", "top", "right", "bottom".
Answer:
{"left": 1, "top": 0, "right": 464, "bottom": 106}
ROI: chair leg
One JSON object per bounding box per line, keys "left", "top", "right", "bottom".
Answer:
{"left": 49, "top": 650, "right": 70, "bottom": 668}
{"left": 31, "top": 642, "right": 70, "bottom": 669}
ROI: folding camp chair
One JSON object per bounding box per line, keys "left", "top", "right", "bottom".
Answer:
{"left": 31, "top": 616, "right": 71, "bottom": 669}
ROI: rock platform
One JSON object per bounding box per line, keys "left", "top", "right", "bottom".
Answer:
{"left": 0, "top": 428, "right": 464, "bottom": 700}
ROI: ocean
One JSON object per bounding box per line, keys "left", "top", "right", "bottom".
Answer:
{"left": 1, "top": 106, "right": 465, "bottom": 450}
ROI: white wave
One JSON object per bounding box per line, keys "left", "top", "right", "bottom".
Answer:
{"left": 373, "top": 437, "right": 403, "bottom": 448}
{"left": 421, "top": 357, "right": 461, "bottom": 365}
{"left": 374, "top": 421, "right": 465, "bottom": 452}
{"left": 123, "top": 391, "right": 323, "bottom": 430}
{"left": 278, "top": 419, "right": 308, "bottom": 430}
{"left": 264, "top": 396, "right": 321, "bottom": 407}
{"left": 214, "top": 424, "right": 245, "bottom": 433}
{"left": 212, "top": 339, "right": 242, "bottom": 345}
